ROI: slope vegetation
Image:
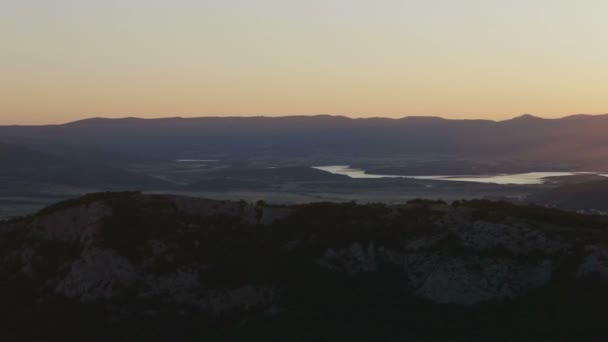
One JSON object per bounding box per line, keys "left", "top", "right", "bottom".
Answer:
{"left": 2, "top": 193, "right": 608, "bottom": 341}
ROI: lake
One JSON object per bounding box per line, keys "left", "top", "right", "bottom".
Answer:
{"left": 313, "top": 165, "right": 606, "bottom": 185}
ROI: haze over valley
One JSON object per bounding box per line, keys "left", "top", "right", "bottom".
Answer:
{"left": 2, "top": 113, "right": 608, "bottom": 218}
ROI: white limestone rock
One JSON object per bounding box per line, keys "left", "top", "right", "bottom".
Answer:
{"left": 320, "top": 243, "right": 377, "bottom": 275}
{"left": 577, "top": 245, "right": 608, "bottom": 279}
{"left": 55, "top": 247, "right": 137, "bottom": 302}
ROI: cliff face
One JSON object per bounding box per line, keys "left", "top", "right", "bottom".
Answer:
{"left": 2, "top": 193, "right": 608, "bottom": 341}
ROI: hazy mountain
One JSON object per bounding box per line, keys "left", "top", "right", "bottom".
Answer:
{"left": 0, "top": 142, "right": 171, "bottom": 190}
{"left": 2, "top": 192, "right": 608, "bottom": 341}
{"left": 2, "top": 114, "right": 608, "bottom": 170}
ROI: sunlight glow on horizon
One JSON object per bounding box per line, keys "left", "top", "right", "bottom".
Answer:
{"left": 2, "top": 0, "right": 608, "bottom": 125}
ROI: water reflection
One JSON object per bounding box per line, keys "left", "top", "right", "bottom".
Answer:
{"left": 312, "top": 165, "right": 605, "bottom": 185}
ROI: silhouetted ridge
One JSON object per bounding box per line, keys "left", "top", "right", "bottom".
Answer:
{"left": 2, "top": 114, "right": 608, "bottom": 170}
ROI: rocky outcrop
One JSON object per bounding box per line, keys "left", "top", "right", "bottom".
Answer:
{"left": 320, "top": 243, "right": 377, "bottom": 275}
{"left": 319, "top": 241, "right": 557, "bottom": 306}
{"left": 2, "top": 193, "right": 608, "bottom": 320}
{"left": 577, "top": 245, "right": 608, "bottom": 279}
{"left": 55, "top": 248, "right": 137, "bottom": 302}
{"left": 168, "top": 195, "right": 292, "bottom": 225}
{"left": 31, "top": 201, "right": 111, "bottom": 243}
{"left": 314, "top": 204, "right": 608, "bottom": 306}
{"left": 404, "top": 254, "right": 553, "bottom": 306}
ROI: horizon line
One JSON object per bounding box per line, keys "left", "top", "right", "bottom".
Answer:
{"left": 3, "top": 112, "right": 608, "bottom": 126}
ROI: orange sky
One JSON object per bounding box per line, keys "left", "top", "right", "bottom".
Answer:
{"left": 2, "top": 0, "right": 608, "bottom": 125}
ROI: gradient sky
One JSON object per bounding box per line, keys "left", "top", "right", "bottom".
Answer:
{"left": 2, "top": 0, "right": 608, "bottom": 124}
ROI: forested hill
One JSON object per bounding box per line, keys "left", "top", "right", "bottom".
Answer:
{"left": 2, "top": 192, "right": 608, "bottom": 341}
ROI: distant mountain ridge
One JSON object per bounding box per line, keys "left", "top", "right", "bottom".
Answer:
{"left": 2, "top": 113, "right": 608, "bottom": 170}
{"left": 12, "top": 112, "right": 607, "bottom": 126}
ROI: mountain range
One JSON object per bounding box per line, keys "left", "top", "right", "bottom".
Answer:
{"left": 3, "top": 114, "right": 608, "bottom": 218}
{"left": 2, "top": 114, "right": 608, "bottom": 170}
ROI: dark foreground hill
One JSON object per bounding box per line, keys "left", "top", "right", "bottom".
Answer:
{"left": 2, "top": 192, "right": 608, "bottom": 341}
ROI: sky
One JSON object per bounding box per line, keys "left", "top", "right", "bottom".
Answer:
{"left": 1, "top": 0, "right": 608, "bottom": 124}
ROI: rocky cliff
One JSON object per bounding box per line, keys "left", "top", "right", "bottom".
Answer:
{"left": 1, "top": 193, "right": 608, "bottom": 341}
